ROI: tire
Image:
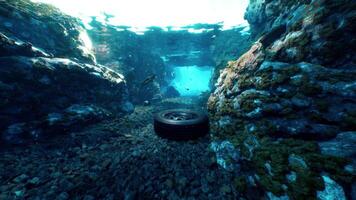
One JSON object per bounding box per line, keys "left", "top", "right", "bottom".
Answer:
{"left": 154, "top": 109, "right": 209, "bottom": 140}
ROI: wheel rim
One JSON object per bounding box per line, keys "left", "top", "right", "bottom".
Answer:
{"left": 163, "top": 111, "right": 198, "bottom": 121}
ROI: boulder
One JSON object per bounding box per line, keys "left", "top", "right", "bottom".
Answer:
{"left": 319, "top": 132, "right": 356, "bottom": 159}
{"left": 0, "top": 33, "right": 50, "bottom": 58}
{"left": 0, "top": 0, "right": 95, "bottom": 63}
{"left": 2, "top": 105, "right": 112, "bottom": 144}
{"left": 317, "top": 175, "right": 346, "bottom": 200}
{"left": 209, "top": 0, "right": 356, "bottom": 198}
{"left": 245, "top": 0, "right": 356, "bottom": 67}
{"left": 0, "top": 33, "right": 132, "bottom": 143}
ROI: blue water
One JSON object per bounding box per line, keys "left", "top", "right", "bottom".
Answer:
{"left": 170, "top": 66, "right": 213, "bottom": 96}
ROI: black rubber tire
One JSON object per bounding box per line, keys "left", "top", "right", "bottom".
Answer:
{"left": 154, "top": 109, "right": 209, "bottom": 140}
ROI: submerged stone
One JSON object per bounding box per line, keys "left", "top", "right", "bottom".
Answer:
{"left": 266, "top": 192, "right": 289, "bottom": 200}
{"left": 210, "top": 140, "right": 240, "bottom": 172}
{"left": 288, "top": 154, "right": 308, "bottom": 169}
{"left": 317, "top": 176, "right": 346, "bottom": 200}
{"left": 318, "top": 132, "right": 356, "bottom": 159}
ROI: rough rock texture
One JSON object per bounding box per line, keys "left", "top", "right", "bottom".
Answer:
{"left": 211, "top": 26, "right": 252, "bottom": 87}
{"left": 0, "top": 0, "right": 95, "bottom": 63}
{"left": 317, "top": 175, "right": 346, "bottom": 200}
{"left": 2, "top": 105, "right": 112, "bottom": 145}
{"left": 245, "top": 0, "right": 356, "bottom": 67}
{"left": 0, "top": 33, "right": 132, "bottom": 144}
{"left": 208, "top": 0, "right": 356, "bottom": 199}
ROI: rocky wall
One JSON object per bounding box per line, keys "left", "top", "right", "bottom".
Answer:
{"left": 0, "top": 0, "right": 95, "bottom": 63}
{"left": 208, "top": 0, "right": 356, "bottom": 199}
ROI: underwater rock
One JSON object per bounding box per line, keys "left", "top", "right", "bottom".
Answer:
{"left": 209, "top": 57, "right": 355, "bottom": 140}
{"left": 121, "top": 101, "right": 135, "bottom": 113}
{"left": 2, "top": 123, "right": 29, "bottom": 145}
{"left": 245, "top": 0, "right": 356, "bottom": 67}
{"left": 286, "top": 171, "right": 297, "bottom": 183}
{"left": 288, "top": 154, "right": 308, "bottom": 169}
{"left": 0, "top": 0, "right": 95, "bottom": 63}
{"left": 317, "top": 175, "right": 346, "bottom": 200}
{"left": 210, "top": 140, "right": 240, "bottom": 172}
{"left": 143, "top": 100, "right": 150, "bottom": 106}
{"left": 209, "top": 0, "right": 356, "bottom": 198}
{"left": 211, "top": 27, "right": 252, "bottom": 86}
{"left": 318, "top": 131, "right": 356, "bottom": 160}
{"left": 266, "top": 192, "right": 289, "bottom": 200}
{"left": 0, "top": 32, "right": 50, "bottom": 58}
{"left": 2, "top": 105, "right": 112, "bottom": 144}
{"left": 0, "top": 34, "right": 132, "bottom": 143}
{"left": 319, "top": 131, "right": 356, "bottom": 176}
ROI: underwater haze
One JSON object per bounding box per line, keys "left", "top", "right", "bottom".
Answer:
{"left": 170, "top": 66, "right": 213, "bottom": 96}
{"left": 0, "top": 0, "right": 355, "bottom": 199}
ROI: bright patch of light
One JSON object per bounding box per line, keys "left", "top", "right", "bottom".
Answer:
{"left": 78, "top": 31, "right": 93, "bottom": 51}
{"left": 77, "top": 30, "right": 95, "bottom": 61}
{"left": 170, "top": 66, "right": 213, "bottom": 96}
{"left": 31, "top": 0, "right": 249, "bottom": 32}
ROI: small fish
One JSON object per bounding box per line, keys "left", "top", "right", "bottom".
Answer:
{"left": 141, "top": 74, "right": 156, "bottom": 86}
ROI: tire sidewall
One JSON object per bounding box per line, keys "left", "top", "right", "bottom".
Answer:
{"left": 154, "top": 109, "right": 209, "bottom": 140}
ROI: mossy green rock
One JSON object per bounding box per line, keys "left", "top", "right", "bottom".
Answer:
{"left": 209, "top": 0, "right": 356, "bottom": 199}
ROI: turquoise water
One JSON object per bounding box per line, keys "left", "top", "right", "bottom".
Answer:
{"left": 170, "top": 66, "right": 213, "bottom": 96}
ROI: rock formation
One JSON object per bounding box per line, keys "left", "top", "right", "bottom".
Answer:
{"left": 0, "top": 0, "right": 96, "bottom": 63}
{"left": 209, "top": 0, "right": 356, "bottom": 199}
{"left": 0, "top": 1, "right": 132, "bottom": 144}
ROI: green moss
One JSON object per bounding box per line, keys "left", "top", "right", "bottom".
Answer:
{"left": 316, "top": 71, "right": 356, "bottom": 84}
{"left": 255, "top": 66, "right": 302, "bottom": 90}
{"left": 287, "top": 169, "right": 323, "bottom": 199}
{"left": 283, "top": 66, "right": 302, "bottom": 76}
{"left": 234, "top": 177, "right": 247, "bottom": 192}
{"left": 314, "top": 99, "right": 329, "bottom": 112}
{"left": 306, "top": 154, "right": 353, "bottom": 184}
{"left": 259, "top": 175, "right": 285, "bottom": 195}
{"left": 343, "top": 112, "right": 356, "bottom": 129}
{"left": 298, "top": 75, "right": 323, "bottom": 96}
{"left": 238, "top": 74, "right": 254, "bottom": 90}
{"left": 218, "top": 100, "right": 239, "bottom": 116}
{"left": 246, "top": 137, "right": 351, "bottom": 198}
{"left": 240, "top": 100, "right": 257, "bottom": 113}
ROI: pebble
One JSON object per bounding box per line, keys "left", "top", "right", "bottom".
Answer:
{"left": 4, "top": 22, "right": 13, "bottom": 28}
{"left": 83, "top": 195, "right": 95, "bottom": 200}
{"left": 206, "top": 173, "right": 215, "bottom": 183}
{"left": 58, "top": 179, "right": 74, "bottom": 191}
{"left": 28, "top": 177, "right": 40, "bottom": 185}
{"left": 14, "top": 190, "right": 25, "bottom": 198}
{"left": 165, "top": 179, "right": 174, "bottom": 188}
{"left": 101, "top": 159, "right": 112, "bottom": 169}
{"left": 124, "top": 191, "right": 136, "bottom": 200}
{"left": 177, "top": 177, "right": 188, "bottom": 187}
{"left": 57, "top": 192, "right": 69, "bottom": 200}
{"left": 201, "top": 182, "right": 209, "bottom": 193}
{"left": 99, "top": 144, "right": 109, "bottom": 150}
{"left": 13, "top": 174, "right": 29, "bottom": 183}
{"left": 220, "top": 185, "right": 231, "bottom": 194}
